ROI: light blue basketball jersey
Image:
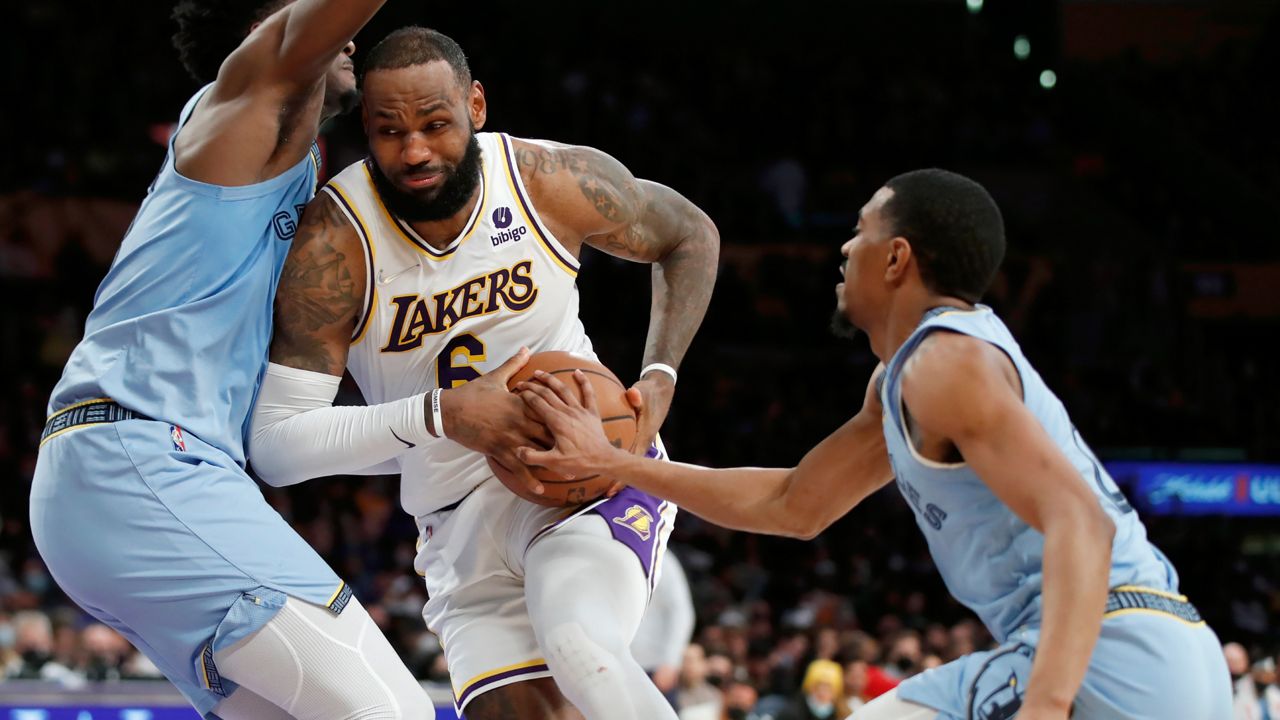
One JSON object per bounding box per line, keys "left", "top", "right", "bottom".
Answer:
{"left": 880, "top": 305, "right": 1176, "bottom": 642}
{"left": 48, "top": 85, "right": 320, "bottom": 464}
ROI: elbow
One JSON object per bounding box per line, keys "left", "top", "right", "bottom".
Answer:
{"left": 247, "top": 434, "right": 301, "bottom": 488}
{"left": 247, "top": 452, "right": 293, "bottom": 488}
{"left": 785, "top": 514, "right": 830, "bottom": 541}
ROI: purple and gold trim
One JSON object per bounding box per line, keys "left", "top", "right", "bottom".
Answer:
{"left": 322, "top": 183, "right": 377, "bottom": 345}
{"left": 454, "top": 658, "right": 552, "bottom": 711}
{"left": 361, "top": 160, "right": 487, "bottom": 261}
{"left": 497, "top": 134, "right": 580, "bottom": 277}
{"left": 524, "top": 444, "right": 674, "bottom": 599}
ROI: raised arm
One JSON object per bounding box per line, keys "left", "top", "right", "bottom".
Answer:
{"left": 174, "top": 0, "right": 386, "bottom": 185}
{"left": 514, "top": 366, "right": 893, "bottom": 539}
{"left": 515, "top": 140, "right": 720, "bottom": 449}
{"left": 900, "top": 332, "right": 1115, "bottom": 719}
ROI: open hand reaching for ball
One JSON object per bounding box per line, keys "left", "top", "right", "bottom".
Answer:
{"left": 515, "top": 369, "right": 631, "bottom": 481}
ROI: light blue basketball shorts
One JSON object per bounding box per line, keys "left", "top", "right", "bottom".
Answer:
{"left": 897, "top": 587, "right": 1233, "bottom": 719}
{"left": 30, "top": 417, "right": 350, "bottom": 718}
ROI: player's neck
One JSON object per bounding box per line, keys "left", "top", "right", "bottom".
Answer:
{"left": 875, "top": 291, "right": 971, "bottom": 362}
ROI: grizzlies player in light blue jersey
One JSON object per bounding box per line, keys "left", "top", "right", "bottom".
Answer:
{"left": 513, "top": 169, "right": 1232, "bottom": 719}
{"left": 30, "top": 1, "right": 433, "bottom": 718}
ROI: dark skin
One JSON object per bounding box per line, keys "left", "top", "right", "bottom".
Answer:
{"left": 270, "top": 60, "right": 719, "bottom": 717}
{"left": 173, "top": 0, "right": 384, "bottom": 186}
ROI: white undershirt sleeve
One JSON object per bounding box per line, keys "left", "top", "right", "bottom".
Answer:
{"left": 248, "top": 362, "right": 433, "bottom": 487}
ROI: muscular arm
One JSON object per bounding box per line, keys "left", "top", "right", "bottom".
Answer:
{"left": 516, "top": 367, "right": 893, "bottom": 539}
{"left": 271, "top": 191, "right": 364, "bottom": 375}
{"left": 175, "top": 0, "right": 385, "bottom": 185}
{"left": 249, "top": 192, "right": 433, "bottom": 485}
{"left": 516, "top": 140, "right": 720, "bottom": 444}
{"left": 900, "top": 332, "right": 1115, "bottom": 716}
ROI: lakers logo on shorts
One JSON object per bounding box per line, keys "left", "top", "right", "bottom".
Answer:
{"left": 611, "top": 505, "right": 654, "bottom": 541}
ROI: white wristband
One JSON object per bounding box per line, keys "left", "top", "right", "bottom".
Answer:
{"left": 640, "top": 362, "right": 678, "bottom": 385}
{"left": 430, "top": 388, "right": 445, "bottom": 438}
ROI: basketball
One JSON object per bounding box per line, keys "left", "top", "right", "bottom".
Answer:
{"left": 486, "top": 351, "right": 639, "bottom": 506}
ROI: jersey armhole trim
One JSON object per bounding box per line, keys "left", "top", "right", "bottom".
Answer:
{"left": 497, "top": 134, "right": 580, "bottom": 277}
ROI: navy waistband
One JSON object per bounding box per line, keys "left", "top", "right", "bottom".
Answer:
{"left": 41, "top": 399, "right": 152, "bottom": 444}
{"left": 1105, "top": 586, "right": 1202, "bottom": 624}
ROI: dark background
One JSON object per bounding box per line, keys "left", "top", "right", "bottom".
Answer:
{"left": 2, "top": 0, "right": 1278, "bottom": 709}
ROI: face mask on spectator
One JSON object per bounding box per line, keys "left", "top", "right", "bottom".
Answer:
{"left": 0, "top": 622, "right": 14, "bottom": 649}
{"left": 806, "top": 697, "right": 835, "bottom": 718}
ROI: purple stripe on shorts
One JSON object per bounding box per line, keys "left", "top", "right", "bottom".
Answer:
{"left": 456, "top": 662, "right": 551, "bottom": 709}
{"left": 590, "top": 486, "right": 667, "bottom": 580}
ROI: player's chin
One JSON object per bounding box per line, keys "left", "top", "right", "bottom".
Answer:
{"left": 330, "top": 86, "right": 361, "bottom": 115}
{"left": 829, "top": 306, "right": 860, "bottom": 340}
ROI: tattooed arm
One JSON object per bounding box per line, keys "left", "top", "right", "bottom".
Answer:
{"left": 271, "top": 191, "right": 365, "bottom": 375}
{"left": 249, "top": 190, "right": 424, "bottom": 485}
{"left": 515, "top": 140, "right": 720, "bottom": 450}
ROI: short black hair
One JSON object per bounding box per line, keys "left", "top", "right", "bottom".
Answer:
{"left": 882, "top": 168, "right": 1006, "bottom": 303}
{"left": 363, "top": 26, "right": 471, "bottom": 88}
{"left": 172, "top": 0, "right": 289, "bottom": 83}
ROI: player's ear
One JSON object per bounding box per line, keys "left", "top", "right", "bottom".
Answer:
{"left": 885, "top": 236, "right": 913, "bottom": 284}
{"left": 469, "top": 80, "right": 487, "bottom": 130}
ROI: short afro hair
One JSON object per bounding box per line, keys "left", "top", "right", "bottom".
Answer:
{"left": 882, "top": 169, "right": 1006, "bottom": 303}
{"left": 363, "top": 26, "right": 471, "bottom": 88}
{"left": 172, "top": 0, "right": 289, "bottom": 83}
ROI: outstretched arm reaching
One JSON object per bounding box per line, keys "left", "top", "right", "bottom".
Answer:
{"left": 514, "top": 366, "right": 893, "bottom": 539}
{"left": 175, "top": 0, "right": 387, "bottom": 186}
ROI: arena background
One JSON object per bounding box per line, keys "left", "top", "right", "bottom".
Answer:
{"left": 2, "top": 0, "right": 1279, "bottom": 717}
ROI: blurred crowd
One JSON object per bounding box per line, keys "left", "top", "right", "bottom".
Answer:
{"left": 3, "top": 0, "right": 1279, "bottom": 712}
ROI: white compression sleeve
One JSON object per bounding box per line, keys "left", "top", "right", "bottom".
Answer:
{"left": 248, "top": 362, "right": 431, "bottom": 487}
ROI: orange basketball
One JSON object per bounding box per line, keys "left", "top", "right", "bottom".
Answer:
{"left": 486, "top": 351, "right": 639, "bottom": 506}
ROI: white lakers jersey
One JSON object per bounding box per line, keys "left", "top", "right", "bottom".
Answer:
{"left": 323, "top": 132, "right": 596, "bottom": 516}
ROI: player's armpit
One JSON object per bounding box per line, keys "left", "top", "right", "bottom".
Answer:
{"left": 899, "top": 331, "right": 1113, "bottom": 716}
{"left": 898, "top": 332, "right": 1109, "bottom": 533}
{"left": 271, "top": 191, "right": 367, "bottom": 376}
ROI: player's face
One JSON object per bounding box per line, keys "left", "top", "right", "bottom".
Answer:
{"left": 362, "top": 62, "right": 487, "bottom": 218}
{"left": 834, "top": 187, "right": 895, "bottom": 336}
{"left": 323, "top": 41, "right": 359, "bottom": 114}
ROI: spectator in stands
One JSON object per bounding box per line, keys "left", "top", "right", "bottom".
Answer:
{"left": 778, "top": 659, "right": 843, "bottom": 720}
{"left": 679, "top": 643, "right": 724, "bottom": 719}
{"left": 4, "top": 610, "right": 81, "bottom": 686}
{"left": 841, "top": 659, "right": 869, "bottom": 715}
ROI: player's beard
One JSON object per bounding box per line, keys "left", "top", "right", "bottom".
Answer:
{"left": 368, "top": 131, "right": 483, "bottom": 223}
{"left": 830, "top": 306, "right": 860, "bottom": 340}
{"left": 337, "top": 88, "right": 361, "bottom": 115}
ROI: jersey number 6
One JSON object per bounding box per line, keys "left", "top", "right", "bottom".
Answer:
{"left": 437, "top": 334, "right": 487, "bottom": 389}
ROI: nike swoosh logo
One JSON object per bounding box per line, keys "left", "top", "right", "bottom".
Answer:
{"left": 378, "top": 263, "right": 420, "bottom": 286}
{"left": 390, "top": 427, "right": 415, "bottom": 449}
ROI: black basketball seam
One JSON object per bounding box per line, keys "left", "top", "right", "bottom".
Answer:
{"left": 600, "top": 415, "right": 637, "bottom": 423}
{"left": 534, "top": 474, "right": 601, "bottom": 484}
{"left": 542, "top": 367, "right": 627, "bottom": 391}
